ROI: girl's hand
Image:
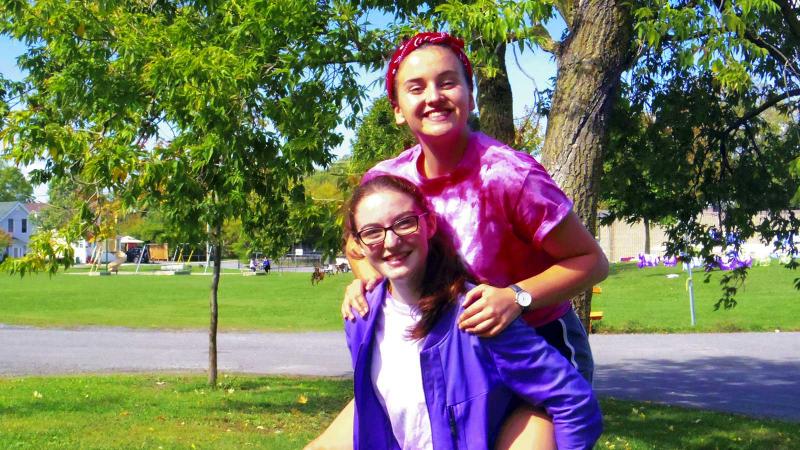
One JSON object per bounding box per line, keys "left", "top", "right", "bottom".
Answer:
{"left": 458, "top": 284, "right": 521, "bottom": 337}
{"left": 341, "top": 276, "right": 383, "bottom": 320}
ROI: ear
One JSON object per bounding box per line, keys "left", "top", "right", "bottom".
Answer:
{"left": 393, "top": 103, "right": 407, "bottom": 126}
{"left": 425, "top": 213, "right": 437, "bottom": 239}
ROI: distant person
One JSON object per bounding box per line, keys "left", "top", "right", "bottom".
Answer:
{"left": 249, "top": 257, "right": 257, "bottom": 272}
{"left": 262, "top": 257, "right": 271, "bottom": 274}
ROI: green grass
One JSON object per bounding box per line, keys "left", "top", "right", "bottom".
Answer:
{"left": 2, "top": 263, "right": 798, "bottom": 333}
{"left": 0, "top": 375, "right": 796, "bottom": 449}
{"left": 0, "top": 271, "right": 352, "bottom": 331}
{"left": 592, "top": 263, "right": 800, "bottom": 333}
{"left": 0, "top": 374, "right": 350, "bottom": 450}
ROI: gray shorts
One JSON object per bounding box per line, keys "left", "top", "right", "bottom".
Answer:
{"left": 534, "top": 309, "right": 595, "bottom": 384}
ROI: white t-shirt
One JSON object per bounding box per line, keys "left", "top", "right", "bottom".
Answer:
{"left": 370, "top": 291, "right": 433, "bottom": 449}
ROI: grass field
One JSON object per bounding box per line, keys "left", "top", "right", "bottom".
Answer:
{"left": 1, "top": 263, "right": 798, "bottom": 333}
{"left": 0, "top": 374, "right": 796, "bottom": 450}
{"left": 0, "top": 270, "right": 352, "bottom": 331}
{"left": 592, "top": 263, "right": 800, "bottom": 333}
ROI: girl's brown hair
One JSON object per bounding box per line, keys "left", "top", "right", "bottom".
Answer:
{"left": 345, "top": 175, "right": 474, "bottom": 339}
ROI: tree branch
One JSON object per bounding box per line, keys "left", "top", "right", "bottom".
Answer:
{"left": 774, "top": 0, "right": 800, "bottom": 40}
{"left": 723, "top": 88, "right": 800, "bottom": 135}
{"left": 744, "top": 30, "right": 800, "bottom": 79}
{"left": 527, "top": 24, "right": 559, "bottom": 54}
{"left": 553, "top": 0, "right": 573, "bottom": 31}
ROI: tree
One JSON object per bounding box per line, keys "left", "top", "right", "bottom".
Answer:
{"left": 0, "top": 229, "right": 11, "bottom": 251}
{"left": 0, "top": 0, "right": 382, "bottom": 385}
{"left": 602, "top": 1, "right": 800, "bottom": 305}
{"left": 348, "top": 97, "right": 417, "bottom": 177}
{"left": 0, "top": 163, "right": 34, "bottom": 202}
{"left": 34, "top": 178, "right": 80, "bottom": 231}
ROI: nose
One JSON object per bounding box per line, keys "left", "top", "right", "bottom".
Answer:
{"left": 425, "top": 83, "right": 444, "bottom": 104}
{"left": 383, "top": 229, "right": 402, "bottom": 248}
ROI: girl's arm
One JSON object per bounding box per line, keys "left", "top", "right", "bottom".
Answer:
{"left": 341, "top": 235, "right": 384, "bottom": 320}
{"left": 482, "top": 319, "right": 603, "bottom": 449}
{"left": 458, "top": 212, "right": 609, "bottom": 336}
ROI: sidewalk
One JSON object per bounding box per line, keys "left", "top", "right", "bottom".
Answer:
{"left": 1, "top": 325, "right": 797, "bottom": 422}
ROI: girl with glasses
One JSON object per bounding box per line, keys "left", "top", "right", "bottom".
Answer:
{"left": 315, "top": 174, "right": 601, "bottom": 450}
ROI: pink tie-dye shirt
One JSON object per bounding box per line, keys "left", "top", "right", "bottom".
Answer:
{"left": 365, "top": 132, "right": 573, "bottom": 327}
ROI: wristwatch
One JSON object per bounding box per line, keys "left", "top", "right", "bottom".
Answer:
{"left": 509, "top": 284, "right": 533, "bottom": 312}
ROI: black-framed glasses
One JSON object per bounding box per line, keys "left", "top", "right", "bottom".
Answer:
{"left": 356, "top": 213, "right": 428, "bottom": 246}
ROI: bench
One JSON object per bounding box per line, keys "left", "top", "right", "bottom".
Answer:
{"left": 589, "top": 285, "right": 603, "bottom": 333}
{"left": 588, "top": 311, "right": 604, "bottom": 333}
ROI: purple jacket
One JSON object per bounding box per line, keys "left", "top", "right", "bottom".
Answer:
{"left": 345, "top": 281, "right": 602, "bottom": 450}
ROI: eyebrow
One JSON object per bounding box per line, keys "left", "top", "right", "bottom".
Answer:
{"left": 401, "top": 70, "right": 462, "bottom": 87}
{"left": 357, "top": 211, "right": 420, "bottom": 230}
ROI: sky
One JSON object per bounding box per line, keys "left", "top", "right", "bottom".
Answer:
{"left": 0, "top": 24, "right": 560, "bottom": 202}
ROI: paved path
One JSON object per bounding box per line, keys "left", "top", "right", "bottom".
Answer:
{"left": 1, "top": 325, "right": 798, "bottom": 422}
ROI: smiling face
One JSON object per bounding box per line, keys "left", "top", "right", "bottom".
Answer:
{"left": 392, "top": 45, "right": 475, "bottom": 146}
{"left": 353, "top": 189, "right": 436, "bottom": 288}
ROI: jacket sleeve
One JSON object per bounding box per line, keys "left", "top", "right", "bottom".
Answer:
{"left": 482, "top": 319, "right": 603, "bottom": 450}
{"left": 344, "top": 320, "right": 360, "bottom": 369}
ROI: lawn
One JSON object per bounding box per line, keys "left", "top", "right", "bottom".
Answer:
{"left": 0, "top": 374, "right": 796, "bottom": 450}
{"left": 0, "top": 270, "right": 352, "bottom": 331}
{"left": 591, "top": 263, "right": 800, "bottom": 333}
{"left": 1, "top": 263, "right": 798, "bottom": 333}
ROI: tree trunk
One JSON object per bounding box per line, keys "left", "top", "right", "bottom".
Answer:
{"left": 643, "top": 216, "right": 651, "bottom": 254}
{"left": 475, "top": 42, "right": 515, "bottom": 144}
{"left": 541, "top": 0, "right": 632, "bottom": 329}
{"left": 208, "top": 225, "right": 222, "bottom": 386}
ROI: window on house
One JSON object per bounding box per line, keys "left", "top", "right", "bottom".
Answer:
{"left": 7, "top": 218, "right": 12, "bottom": 233}
{"left": 22, "top": 219, "right": 27, "bottom": 233}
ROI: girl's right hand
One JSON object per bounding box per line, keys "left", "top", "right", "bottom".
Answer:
{"left": 341, "top": 277, "right": 383, "bottom": 320}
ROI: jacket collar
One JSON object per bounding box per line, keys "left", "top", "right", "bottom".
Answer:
{"left": 365, "top": 279, "right": 461, "bottom": 351}
{"left": 421, "top": 302, "right": 457, "bottom": 351}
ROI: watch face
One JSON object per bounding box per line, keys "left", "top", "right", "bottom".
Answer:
{"left": 516, "top": 291, "right": 532, "bottom": 308}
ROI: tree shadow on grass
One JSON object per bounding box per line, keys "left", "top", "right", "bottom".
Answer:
{"left": 0, "top": 393, "right": 130, "bottom": 418}
{"left": 211, "top": 376, "right": 353, "bottom": 415}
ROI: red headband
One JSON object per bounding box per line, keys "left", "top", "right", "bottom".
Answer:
{"left": 386, "top": 32, "right": 474, "bottom": 105}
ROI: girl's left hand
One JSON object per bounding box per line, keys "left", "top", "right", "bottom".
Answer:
{"left": 458, "top": 284, "right": 521, "bottom": 337}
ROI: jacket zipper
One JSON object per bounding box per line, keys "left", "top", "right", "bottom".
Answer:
{"left": 448, "top": 406, "right": 458, "bottom": 450}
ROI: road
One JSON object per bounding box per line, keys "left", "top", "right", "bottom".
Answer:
{"left": 1, "top": 325, "right": 798, "bottom": 422}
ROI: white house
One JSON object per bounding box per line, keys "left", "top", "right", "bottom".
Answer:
{"left": 0, "top": 201, "right": 34, "bottom": 260}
